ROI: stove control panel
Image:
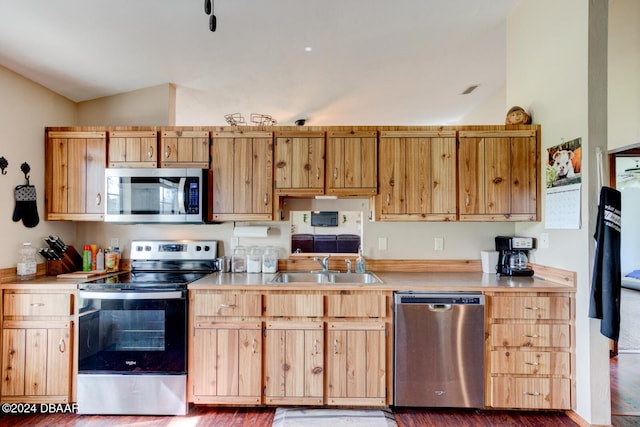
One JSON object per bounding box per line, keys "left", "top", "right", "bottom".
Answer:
{"left": 131, "top": 240, "right": 218, "bottom": 261}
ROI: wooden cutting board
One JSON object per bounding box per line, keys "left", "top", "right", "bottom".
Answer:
{"left": 57, "top": 270, "right": 107, "bottom": 279}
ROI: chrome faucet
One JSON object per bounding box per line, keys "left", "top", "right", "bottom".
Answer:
{"left": 344, "top": 259, "right": 352, "bottom": 273}
{"left": 313, "top": 254, "right": 331, "bottom": 272}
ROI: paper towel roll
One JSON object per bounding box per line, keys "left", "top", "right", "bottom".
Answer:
{"left": 481, "top": 250, "right": 499, "bottom": 274}
{"left": 233, "top": 226, "right": 270, "bottom": 238}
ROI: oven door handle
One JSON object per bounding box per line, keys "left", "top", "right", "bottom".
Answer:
{"left": 79, "top": 290, "right": 184, "bottom": 300}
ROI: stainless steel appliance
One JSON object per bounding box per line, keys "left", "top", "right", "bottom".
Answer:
{"left": 77, "top": 240, "right": 217, "bottom": 415}
{"left": 394, "top": 291, "right": 485, "bottom": 408}
{"left": 495, "top": 235, "right": 535, "bottom": 277}
{"left": 104, "top": 168, "right": 207, "bottom": 223}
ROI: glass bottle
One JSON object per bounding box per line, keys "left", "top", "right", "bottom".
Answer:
{"left": 17, "top": 242, "right": 37, "bottom": 280}
{"left": 355, "top": 246, "right": 366, "bottom": 274}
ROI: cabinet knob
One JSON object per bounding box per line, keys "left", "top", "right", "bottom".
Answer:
{"left": 58, "top": 338, "right": 66, "bottom": 353}
{"left": 147, "top": 146, "right": 154, "bottom": 159}
{"left": 96, "top": 193, "right": 102, "bottom": 206}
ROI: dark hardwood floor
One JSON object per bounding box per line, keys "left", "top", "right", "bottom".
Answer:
{"left": 5, "top": 355, "right": 639, "bottom": 427}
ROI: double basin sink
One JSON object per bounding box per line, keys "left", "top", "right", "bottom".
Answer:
{"left": 269, "top": 271, "right": 382, "bottom": 285}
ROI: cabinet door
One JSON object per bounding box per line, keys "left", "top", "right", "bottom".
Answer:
{"left": 264, "top": 321, "right": 324, "bottom": 405}
{"left": 326, "top": 131, "right": 377, "bottom": 196}
{"left": 459, "top": 129, "right": 538, "bottom": 221}
{"left": 2, "top": 323, "right": 72, "bottom": 400}
{"left": 274, "top": 131, "right": 324, "bottom": 194}
{"left": 375, "top": 131, "right": 456, "bottom": 221}
{"left": 326, "top": 322, "right": 386, "bottom": 405}
{"left": 160, "top": 130, "right": 209, "bottom": 168}
{"left": 210, "top": 131, "right": 273, "bottom": 221}
{"left": 191, "top": 323, "right": 262, "bottom": 404}
{"left": 108, "top": 130, "right": 157, "bottom": 168}
{"left": 46, "top": 131, "right": 106, "bottom": 221}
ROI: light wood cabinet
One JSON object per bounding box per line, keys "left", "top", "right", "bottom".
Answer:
{"left": 487, "top": 292, "right": 574, "bottom": 410}
{"left": 108, "top": 130, "right": 158, "bottom": 168}
{"left": 326, "top": 131, "right": 377, "bottom": 196}
{"left": 45, "top": 130, "right": 106, "bottom": 221}
{"left": 458, "top": 129, "right": 539, "bottom": 221}
{"left": 1, "top": 289, "right": 75, "bottom": 403}
{"left": 189, "top": 291, "right": 262, "bottom": 404}
{"left": 274, "top": 131, "right": 325, "bottom": 195}
{"left": 210, "top": 131, "right": 273, "bottom": 221}
{"left": 160, "top": 130, "right": 210, "bottom": 168}
{"left": 264, "top": 320, "right": 325, "bottom": 405}
{"left": 374, "top": 130, "right": 456, "bottom": 221}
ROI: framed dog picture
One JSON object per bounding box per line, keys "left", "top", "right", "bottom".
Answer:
{"left": 546, "top": 138, "right": 582, "bottom": 188}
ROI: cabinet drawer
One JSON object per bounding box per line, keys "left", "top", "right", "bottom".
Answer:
{"left": 3, "top": 293, "right": 71, "bottom": 317}
{"left": 192, "top": 292, "right": 261, "bottom": 317}
{"left": 490, "top": 350, "right": 570, "bottom": 376}
{"left": 490, "top": 324, "right": 570, "bottom": 348}
{"left": 490, "top": 296, "right": 570, "bottom": 320}
{"left": 490, "top": 377, "right": 571, "bottom": 409}
{"left": 326, "top": 294, "right": 386, "bottom": 318}
{"left": 264, "top": 294, "right": 323, "bottom": 317}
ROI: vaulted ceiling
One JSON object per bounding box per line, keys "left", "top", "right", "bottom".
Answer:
{"left": 0, "top": 0, "right": 520, "bottom": 125}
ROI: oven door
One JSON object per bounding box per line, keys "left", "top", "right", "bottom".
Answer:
{"left": 104, "top": 168, "right": 204, "bottom": 223}
{"left": 78, "top": 289, "right": 187, "bottom": 374}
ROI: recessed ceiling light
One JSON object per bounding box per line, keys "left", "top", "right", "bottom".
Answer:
{"left": 304, "top": 46, "right": 313, "bottom": 52}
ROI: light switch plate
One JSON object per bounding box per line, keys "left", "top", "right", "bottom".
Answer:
{"left": 434, "top": 237, "right": 444, "bottom": 251}
{"left": 378, "top": 237, "right": 388, "bottom": 251}
{"left": 540, "top": 233, "right": 549, "bottom": 249}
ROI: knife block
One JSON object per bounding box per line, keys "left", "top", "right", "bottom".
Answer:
{"left": 46, "top": 245, "right": 83, "bottom": 275}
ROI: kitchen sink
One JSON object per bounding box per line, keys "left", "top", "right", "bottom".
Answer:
{"left": 269, "top": 271, "right": 382, "bottom": 284}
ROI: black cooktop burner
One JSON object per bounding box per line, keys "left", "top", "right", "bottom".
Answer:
{"left": 79, "top": 271, "right": 209, "bottom": 290}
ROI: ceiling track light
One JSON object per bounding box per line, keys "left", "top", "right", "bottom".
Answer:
{"left": 204, "top": 0, "right": 216, "bottom": 32}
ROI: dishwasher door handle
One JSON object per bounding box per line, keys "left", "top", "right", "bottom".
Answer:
{"left": 428, "top": 304, "right": 452, "bottom": 312}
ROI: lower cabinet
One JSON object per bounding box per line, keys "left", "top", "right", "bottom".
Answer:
{"left": 1, "top": 289, "right": 75, "bottom": 403}
{"left": 189, "top": 289, "right": 391, "bottom": 407}
{"left": 191, "top": 323, "right": 262, "bottom": 404}
{"left": 486, "top": 292, "right": 574, "bottom": 410}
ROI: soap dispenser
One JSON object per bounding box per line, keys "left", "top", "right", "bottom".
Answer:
{"left": 355, "top": 246, "right": 366, "bottom": 274}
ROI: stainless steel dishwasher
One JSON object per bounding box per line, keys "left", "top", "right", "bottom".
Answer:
{"left": 394, "top": 291, "right": 485, "bottom": 408}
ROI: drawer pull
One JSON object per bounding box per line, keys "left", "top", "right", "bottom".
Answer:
{"left": 147, "top": 146, "right": 154, "bottom": 159}
{"left": 524, "top": 306, "right": 540, "bottom": 310}
{"left": 164, "top": 145, "right": 171, "bottom": 158}
{"left": 523, "top": 391, "right": 541, "bottom": 397}
{"left": 252, "top": 338, "right": 256, "bottom": 353}
{"left": 524, "top": 361, "right": 540, "bottom": 366}
{"left": 30, "top": 303, "right": 45, "bottom": 307}
{"left": 523, "top": 334, "right": 539, "bottom": 338}
{"left": 219, "top": 303, "right": 237, "bottom": 309}
{"left": 58, "top": 338, "right": 66, "bottom": 353}
{"left": 333, "top": 167, "right": 338, "bottom": 180}
{"left": 96, "top": 193, "right": 102, "bottom": 206}
{"left": 313, "top": 339, "right": 319, "bottom": 355}
{"left": 333, "top": 339, "right": 338, "bottom": 354}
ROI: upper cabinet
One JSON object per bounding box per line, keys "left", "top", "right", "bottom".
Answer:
{"left": 210, "top": 130, "right": 274, "bottom": 221}
{"left": 373, "top": 130, "right": 457, "bottom": 221}
{"left": 274, "top": 131, "right": 325, "bottom": 196}
{"left": 45, "top": 130, "right": 106, "bottom": 221}
{"left": 326, "top": 131, "right": 377, "bottom": 196}
{"left": 160, "top": 130, "right": 210, "bottom": 168}
{"left": 458, "top": 129, "right": 539, "bottom": 222}
{"left": 108, "top": 130, "right": 158, "bottom": 168}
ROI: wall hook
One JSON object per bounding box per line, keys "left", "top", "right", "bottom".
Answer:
{"left": 0, "top": 156, "right": 7, "bottom": 175}
{"left": 20, "top": 162, "right": 31, "bottom": 185}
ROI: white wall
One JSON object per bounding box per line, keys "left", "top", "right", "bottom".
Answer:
{"left": 507, "top": 1, "right": 610, "bottom": 424}
{"left": 77, "top": 83, "right": 176, "bottom": 126}
{"left": 0, "top": 65, "right": 78, "bottom": 269}
{"left": 608, "top": 0, "right": 640, "bottom": 151}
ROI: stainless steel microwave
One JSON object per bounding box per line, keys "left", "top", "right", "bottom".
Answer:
{"left": 104, "top": 168, "right": 206, "bottom": 223}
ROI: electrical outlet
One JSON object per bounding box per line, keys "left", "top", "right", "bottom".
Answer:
{"left": 230, "top": 237, "right": 239, "bottom": 250}
{"left": 378, "top": 237, "right": 388, "bottom": 251}
{"left": 110, "top": 238, "right": 119, "bottom": 248}
{"left": 434, "top": 237, "right": 444, "bottom": 251}
{"left": 540, "top": 233, "right": 549, "bottom": 249}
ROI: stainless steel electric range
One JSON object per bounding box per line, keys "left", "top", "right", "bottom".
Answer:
{"left": 77, "top": 240, "right": 217, "bottom": 415}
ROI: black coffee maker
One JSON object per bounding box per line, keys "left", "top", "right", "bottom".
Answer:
{"left": 495, "top": 236, "right": 535, "bottom": 277}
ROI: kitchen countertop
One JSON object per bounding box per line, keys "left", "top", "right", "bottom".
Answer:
{"left": 189, "top": 271, "right": 575, "bottom": 292}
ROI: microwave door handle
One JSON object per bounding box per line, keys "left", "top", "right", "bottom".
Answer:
{"left": 178, "top": 177, "right": 186, "bottom": 214}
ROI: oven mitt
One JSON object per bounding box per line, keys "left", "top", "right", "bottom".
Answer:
{"left": 13, "top": 184, "right": 39, "bottom": 228}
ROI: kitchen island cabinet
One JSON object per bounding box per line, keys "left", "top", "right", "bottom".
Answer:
{"left": 1, "top": 286, "right": 76, "bottom": 403}
{"left": 45, "top": 130, "right": 106, "bottom": 221}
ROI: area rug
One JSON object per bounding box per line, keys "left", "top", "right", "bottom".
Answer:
{"left": 272, "top": 408, "right": 397, "bottom": 427}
